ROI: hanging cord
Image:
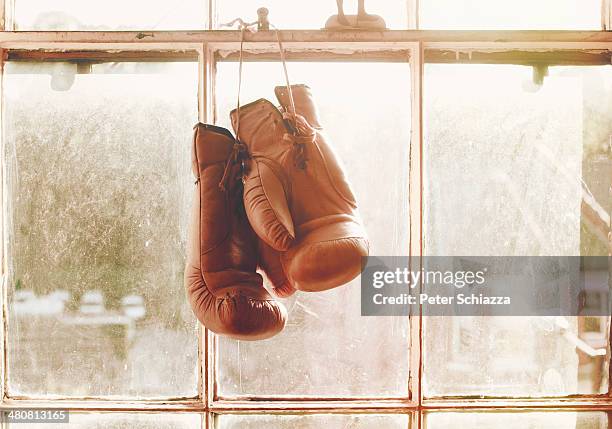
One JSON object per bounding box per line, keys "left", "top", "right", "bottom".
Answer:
{"left": 230, "top": 20, "right": 297, "bottom": 139}
{"left": 218, "top": 20, "right": 253, "bottom": 192}
{"left": 271, "top": 23, "right": 297, "bottom": 119}
{"left": 231, "top": 19, "right": 253, "bottom": 142}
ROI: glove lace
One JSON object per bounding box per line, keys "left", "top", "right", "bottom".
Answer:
{"left": 218, "top": 142, "right": 248, "bottom": 192}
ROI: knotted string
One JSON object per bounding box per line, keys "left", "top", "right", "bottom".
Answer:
{"left": 270, "top": 23, "right": 318, "bottom": 170}
{"left": 282, "top": 112, "right": 316, "bottom": 169}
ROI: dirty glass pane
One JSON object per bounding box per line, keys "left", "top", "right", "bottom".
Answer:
{"left": 216, "top": 0, "right": 409, "bottom": 29}
{"left": 7, "top": 413, "right": 203, "bottom": 428}
{"left": 423, "top": 64, "right": 612, "bottom": 397}
{"left": 420, "top": 0, "right": 600, "bottom": 29}
{"left": 215, "top": 61, "right": 411, "bottom": 397}
{"left": 215, "top": 414, "right": 411, "bottom": 429}
{"left": 5, "top": 61, "right": 199, "bottom": 397}
{"left": 425, "top": 412, "right": 610, "bottom": 428}
{"left": 13, "top": 0, "right": 206, "bottom": 30}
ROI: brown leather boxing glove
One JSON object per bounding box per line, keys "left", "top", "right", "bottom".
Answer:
{"left": 184, "top": 123, "right": 287, "bottom": 340}
{"left": 230, "top": 84, "right": 369, "bottom": 292}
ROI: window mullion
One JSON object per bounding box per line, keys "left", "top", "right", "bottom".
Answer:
{"left": 196, "top": 43, "right": 206, "bottom": 406}
{"left": 603, "top": 0, "right": 611, "bottom": 30}
{"left": 0, "top": 0, "right": 4, "bottom": 31}
{"left": 0, "top": 46, "right": 5, "bottom": 404}
{"left": 608, "top": 315, "right": 612, "bottom": 396}
{"left": 408, "top": 0, "right": 419, "bottom": 29}
{"left": 202, "top": 42, "right": 217, "bottom": 410}
{"left": 208, "top": 0, "right": 216, "bottom": 30}
{"left": 409, "top": 41, "right": 423, "bottom": 407}
{"left": 3, "top": 0, "right": 13, "bottom": 31}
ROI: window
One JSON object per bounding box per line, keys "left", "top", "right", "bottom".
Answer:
{"left": 11, "top": 0, "right": 207, "bottom": 30}
{"left": 7, "top": 413, "right": 204, "bottom": 428}
{"left": 5, "top": 61, "right": 199, "bottom": 398}
{"left": 1, "top": 0, "right": 612, "bottom": 428}
{"left": 214, "top": 60, "right": 411, "bottom": 398}
{"left": 216, "top": 0, "right": 411, "bottom": 29}
{"left": 214, "top": 414, "right": 412, "bottom": 428}
{"left": 425, "top": 411, "right": 611, "bottom": 428}
{"left": 420, "top": 0, "right": 602, "bottom": 29}
{"left": 423, "top": 64, "right": 611, "bottom": 397}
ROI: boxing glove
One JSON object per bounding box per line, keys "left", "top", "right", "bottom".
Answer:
{"left": 184, "top": 123, "right": 287, "bottom": 340}
{"left": 230, "top": 84, "right": 369, "bottom": 292}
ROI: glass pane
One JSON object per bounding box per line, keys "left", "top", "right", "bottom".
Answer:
{"left": 216, "top": 0, "right": 409, "bottom": 29}
{"left": 13, "top": 0, "right": 206, "bottom": 30}
{"left": 215, "top": 61, "right": 411, "bottom": 397}
{"left": 215, "top": 414, "right": 411, "bottom": 429}
{"left": 420, "top": 0, "right": 601, "bottom": 29}
{"left": 5, "top": 62, "right": 199, "bottom": 397}
{"left": 424, "top": 64, "right": 612, "bottom": 397}
{"left": 7, "top": 412, "right": 202, "bottom": 428}
{"left": 426, "top": 412, "right": 610, "bottom": 429}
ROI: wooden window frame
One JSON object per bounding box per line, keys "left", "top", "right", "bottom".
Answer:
{"left": 1, "top": 2, "right": 612, "bottom": 428}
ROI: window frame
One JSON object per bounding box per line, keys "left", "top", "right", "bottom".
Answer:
{"left": 1, "top": 0, "right": 612, "bottom": 427}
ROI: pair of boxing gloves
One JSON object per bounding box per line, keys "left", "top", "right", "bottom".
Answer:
{"left": 185, "top": 84, "right": 369, "bottom": 340}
